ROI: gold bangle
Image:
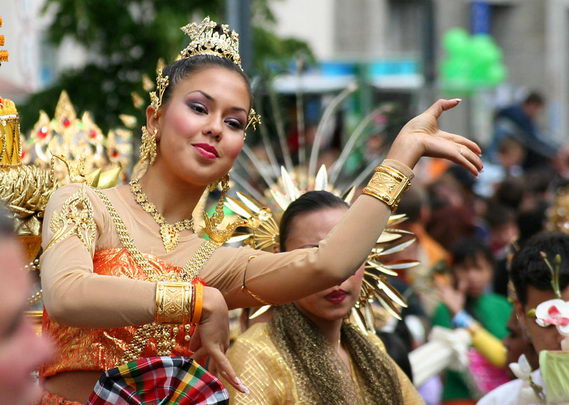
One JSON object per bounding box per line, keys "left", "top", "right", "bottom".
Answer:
{"left": 362, "top": 164, "right": 411, "bottom": 211}
{"left": 155, "top": 281, "right": 194, "bottom": 324}
{"left": 241, "top": 255, "right": 273, "bottom": 306}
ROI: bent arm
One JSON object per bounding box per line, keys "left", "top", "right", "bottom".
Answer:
{"left": 222, "top": 99, "right": 483, "bottom": 308}
{"left": 40, "top": 184, "right": 156, "bottom": 328}
{"left": 221, "top": 160, "right": 411, "bottom": 308}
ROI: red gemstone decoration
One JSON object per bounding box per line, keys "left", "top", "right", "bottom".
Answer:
{"left": 63, "top": 118, "right": 71, "bottom": 128}
{"left": 37, "top": 127, "right": 48, "bottom": 139}
{"left": 89, "top": 129, "right": 97, "bottom": 138}
{"left": 112, "top": 150, "right": 119, "bottom": 158}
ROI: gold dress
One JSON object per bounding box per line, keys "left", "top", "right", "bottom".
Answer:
{"left": 39, "top": 160, "right": 413, "bottom": 385}
{"left": 226, "top": 323, "right": 424, "bottom": 404}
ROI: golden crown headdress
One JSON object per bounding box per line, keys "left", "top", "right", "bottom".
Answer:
{"left": 179, "top": 17, "right": 242, "bottom": 68}
{"left": 148, "top": 17, "right": 260, "bottom": 131}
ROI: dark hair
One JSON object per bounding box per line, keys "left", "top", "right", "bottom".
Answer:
{"left": 161, "top": 55, "right": 252, "bottom": 107}
{"left": 452, "top": 238, "right": 494, "bottom": 268}
{"left": 0, "top": 203, "right": 14, "bottom": 237}
{"left": 485, "top": 204, "right": 516, "bottom": 229}
{"left": 279, "top": 190, "right": 348, "bottom": 251}
{"left": 377, "top": 331, "right": 413, "bottom": 381}
{"left": 523, "top": 92, "right": 545, "bottom": 107}
{"left": 493, "top": 179, "right": 525, "bottom": 211}
{"left": 510, "top": 232, "right": 569, "bottom": 306}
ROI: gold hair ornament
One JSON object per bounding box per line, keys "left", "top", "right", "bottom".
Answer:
{"left": 149, "top": 66, "right": 169, "bottom": 113}
{"left": 179, "top": 17, "right": 242, "bottom": 68}
{"left": 246, "top": 108, "right": 262, "bottom": 132}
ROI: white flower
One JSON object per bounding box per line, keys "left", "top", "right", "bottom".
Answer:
{"left": 510, "top": 354, "right": 533, "bottom": 380}
{"left": 535, "top": 299, "right": 569, "bottom": 336}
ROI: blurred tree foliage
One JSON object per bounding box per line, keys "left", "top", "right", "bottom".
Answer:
{"left": 19, "top": 0, "right": 313, "bottom": 133}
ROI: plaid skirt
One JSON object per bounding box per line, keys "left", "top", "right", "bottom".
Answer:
{"left": 87, "top": 356, "right": 229, "bottom": 405}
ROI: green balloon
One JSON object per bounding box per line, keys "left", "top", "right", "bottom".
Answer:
{"left": 442, "top": 58, "right": 469, "bottom": 79}
{"left": 443, "top": 29, "right": 470, "bottom": 57}
{"left": 441, "top": 58, "right": 471, "bottom": 90}
{"left": 471, "top": 35, "right": 500, "bottom": 64}
{"left": 488, "top": 64, "right": 507, "bottom": 85}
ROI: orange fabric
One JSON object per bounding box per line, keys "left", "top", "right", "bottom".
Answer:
{"left": 41, "top": 248, "right": 204, "bottom": 378}
{"left": 409, "top": 223, "right": 450, "bottom": 267}
{"left": 39, "top": 391, "right": 82, "bottom": 405}
{"left": 427, "top": 158, "right": 451, "bottom": 182}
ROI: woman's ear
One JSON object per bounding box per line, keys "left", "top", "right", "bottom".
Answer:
{"left": 146, "top": 105, "right": 160, "bottom": 138}
{"left": 514, "top": 299, "right": 528, "bottom": 330}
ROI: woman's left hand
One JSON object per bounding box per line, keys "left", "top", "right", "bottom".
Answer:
{"left": 386, "top": 99, "right": 483, "bottom": 176}
{"left": 190, "top": 286, "right": 250, "bottom": 394}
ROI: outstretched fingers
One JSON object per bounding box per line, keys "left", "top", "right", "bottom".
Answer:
{"left": 424, "top": 98, "right": 462, "bottom": 119}
{"left": 428, "top": 136, "right": 482, "bottom": 176}
{"left": 439, "top": 130, "right": 482, "bottom": 156}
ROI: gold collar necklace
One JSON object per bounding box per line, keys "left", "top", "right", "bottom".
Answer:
{"left": 129, "top": 179, "right": 194, "bottom": 253}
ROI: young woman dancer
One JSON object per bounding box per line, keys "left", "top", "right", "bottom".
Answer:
{"left": 39, "top": 18, "right": 482, "bottom": 403}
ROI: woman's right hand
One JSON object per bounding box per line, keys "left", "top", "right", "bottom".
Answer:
{"left": 386, "top": 99, "right": 483, "bottom": 176}
{"left": 190, "top": 286, "right": 250, "bottom": 394}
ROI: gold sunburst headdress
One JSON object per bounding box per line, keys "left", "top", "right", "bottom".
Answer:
{"left": 223, "top": 81, "right": 417, "bottom": 333}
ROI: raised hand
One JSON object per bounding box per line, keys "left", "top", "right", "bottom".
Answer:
{"left": 190, "top": 286, "right": 250, "bottom": 394}
{"left": 386, "top": 99, "right": 483, "bottom": 176}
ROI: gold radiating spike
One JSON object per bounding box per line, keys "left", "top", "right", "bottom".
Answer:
{"left": 249, "top": 305, "right": 272, "bottom": 319}
{"left": 314, "top": 165, "right": 328, "bottom": 191}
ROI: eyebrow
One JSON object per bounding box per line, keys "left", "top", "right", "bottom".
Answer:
{"left": 188, "top": 90, "right": 247, "bottom": 114}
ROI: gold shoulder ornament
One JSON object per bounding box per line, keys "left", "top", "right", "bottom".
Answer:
{"left": 45, "top": 185, "right": 96, "bottom": 255}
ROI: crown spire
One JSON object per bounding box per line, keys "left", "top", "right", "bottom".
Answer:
{"left": 0, "top": 16, "right": 7, "bottom": 64}
{"left": 179, "top": 17, "right": 242, "bottom": 69}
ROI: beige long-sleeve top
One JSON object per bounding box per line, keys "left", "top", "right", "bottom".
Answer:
{"left": 40, "top": 160, "right": 413, "bottom": 328}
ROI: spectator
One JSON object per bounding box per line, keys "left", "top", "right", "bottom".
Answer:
{"left": 479, "top": 232, "right": 569, "bottom": 403}
{"left": 490, "top": 92, "right": 555, "bottom": 170}
{"left": 0, "top": 204, "right": 54, "bottom": 405}
{"left": 432, "top": 238, "right": 512, "bottom": 403}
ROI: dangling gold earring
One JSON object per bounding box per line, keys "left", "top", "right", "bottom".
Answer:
{"left": 209, "top": 174, "right": 230, "bottom": 228}
{"left": 140, "top": 125, "right": 158, "bottom": 165}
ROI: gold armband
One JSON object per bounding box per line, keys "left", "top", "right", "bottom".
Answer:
{"left": 362, "top": 164, "right": 411, "bottom": 211}
{"left": 155, "top": 281, "right": 194, "bottom": 324}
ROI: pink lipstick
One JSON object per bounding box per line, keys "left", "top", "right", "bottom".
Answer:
{"left": 324, "top": 289, "right": 347, "bottom": 304}
{"left": 192, "top": 143, "right": 219, "bottom": 159}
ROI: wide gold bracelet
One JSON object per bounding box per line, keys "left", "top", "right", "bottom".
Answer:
{"left": 362, "top": 164, "right": 411, "bottom": 211}
{"left": 155, "top": 281, "right": 194, "bottom": 324}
